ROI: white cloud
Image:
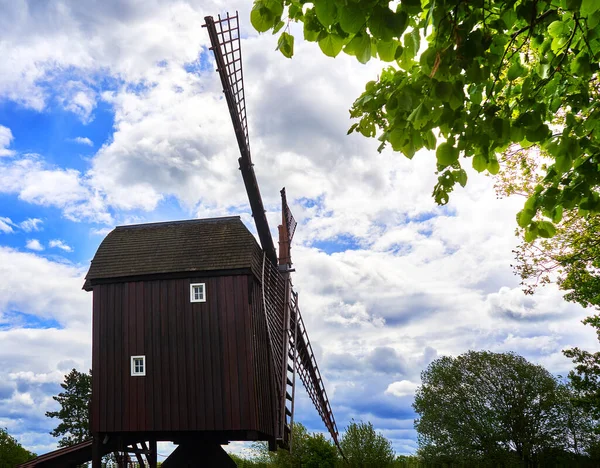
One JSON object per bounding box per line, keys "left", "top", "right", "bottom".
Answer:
{"left": 25, "top": 239, "right": 44, "bottom": 251}
{"left": 70, "top": 136, "right": 93, "bottom": 146}
{"left": 0, "top": 125, "right": 14, "bottom": 157}
{"left": 49, "top": 239, "right": 73, "bottom": 252}
{"left": 19, "top": 218, "right": 43, "bottom": 232}
{"left": 385, "top": 381, "right": 420, "bottom": 398}
{"left": 0, "top": 217, "right": 15, "bottom": 233}
{"left": 0, "top": 156, "right": 112, "bottom": 224}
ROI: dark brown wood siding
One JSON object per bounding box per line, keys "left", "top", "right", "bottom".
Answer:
{"left": 91, "top": 274, "right": 275, "bottom": 437}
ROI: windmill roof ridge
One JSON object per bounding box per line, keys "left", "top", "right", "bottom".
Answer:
{"left": 114, "top": 216, "right": 242, "bottom": 230}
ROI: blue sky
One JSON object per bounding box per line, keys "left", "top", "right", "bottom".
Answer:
{"left": 0, "top": 0, "right": 598, "bottom": 461}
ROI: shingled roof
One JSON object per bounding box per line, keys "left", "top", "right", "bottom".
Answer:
{"left": 84, "top": 217, "right": 263, "bottom": 290}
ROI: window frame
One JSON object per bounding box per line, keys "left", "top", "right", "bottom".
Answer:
{"left": 190, "top": 283, "right": 206, "bottom": 303}
{"left": 130, "top": 355, "right": 146, "bottom": 376}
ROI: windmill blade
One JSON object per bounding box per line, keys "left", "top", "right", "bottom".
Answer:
{"left": 203, "top": 13, "right": 278, "bottom": 265}
{"left": 290, "top": 291, "right": 344, "bottom": 455}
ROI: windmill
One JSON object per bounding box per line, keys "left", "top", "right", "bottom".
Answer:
{"left": 203, "top": 12, "right": 343, "bottom": 454}
{"left": 19, "top": 12, "right": 342, "bottom": 468}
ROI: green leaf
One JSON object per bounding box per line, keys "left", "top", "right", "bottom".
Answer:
{"left": 537, "top": 220, "right": 557, "bottom": 238}
{"left": 407, "top": 102, "right": 430, "bottom": 129}
{"left": 388, "top": 129, "right": 407, "bottom": 151}
{"left": 436, "top": 142, "right": 459, "bottom": 166}
{"left": 455, "top": 169, "right": 468, "bottom": 187}
{"left": 507, "top": 61, "right": 526, "bottom": 81}
{"left": 548, "top": 21, "right": 566, "bottom": 38}
{"left": 348, "top": 34, "right": 372, "bottom": 64}
{"left": 581, "top": 0, "right": 600, "bottom": 16}
{"left": 272, "top": 20, "right": 285, "bottom": 34}
{"left": 339, "top": 5, "right": 366, "bottom": 34}
{"left": 473, "top": 153, "right": 487, "bottom": 172}
{"left": 377, "top": 40, "right": 400, "bottom": 62}
{"left": 487, "top": 156, "right": 500, "bottom": 175}
{"left": 303, "top": 9, "right": 322, "bottom": 42}
{"left": 517, "top": 209, "right": 535, "bottom": 228}
{"left": 403, "top": 29, "right": 420, "bottom": 59}
{"left": 318, "top": 33, "right": 345, "bottom": 57}
{"left": 400, "top": 0, "right": 422, "bottom": 14}
{"left": 315, "top": 0, "right": 338, "bottom": 27}
{"left": 434, "top": 81, "right": 452, "bottom": 101}
{"left": 524, "top": 222, "right": 539, "bottom": 242}
{"left": 251, "top": 2, "right": 276, "bottom": 33}
{"left": 276, "top": 32, "right": 294, "bottom": 58}
{"left": 368, "top": 6, "right": 396, "bottom": 41}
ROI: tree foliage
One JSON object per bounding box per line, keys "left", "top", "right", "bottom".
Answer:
{"left": 340, "top": 420, "right": 395, "bottom": 468}
{"left": 0, "top": 428, "right": 36, "bottom": 468}
{"left": 45, "top": 368, "right": 92, "bottom": 447}
{"left": 249, "top": 423, "right": 338, "bottom": 467}
{"left": 252, "top": 0, "right": 600, "bottom": 238}
{"left": 414, "top": 351, "right": 596, "bottom": 466}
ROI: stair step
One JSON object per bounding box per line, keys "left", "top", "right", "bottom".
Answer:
{"left": 286, "top": 391, "right": 292, "bottom": 401}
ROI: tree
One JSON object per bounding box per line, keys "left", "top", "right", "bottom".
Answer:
{"left": 339, "top": 420, "right": 395, "bottom": 468}
{"left": 413, "top": 351, "right": 590, "bottom": 466}
{"left": 252, "top": 0, "right": 600, "bottom": 238}
{"left": 250, "top": 423, "right": 338, "bottom": 467}
{"left": 0, "top": 428, "right": 36, "bottom": 467}
{"left": 45, "top": 368, "right": 92, "bottom": 447}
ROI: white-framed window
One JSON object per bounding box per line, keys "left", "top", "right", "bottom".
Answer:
{"left": 190, "top": 283, "right": 206, "bottom": 303}
{"left": 131, "top": 355, "right": 146, "bottom": 376}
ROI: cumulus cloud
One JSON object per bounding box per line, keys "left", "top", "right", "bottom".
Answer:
{"left": 0, "top": 217, "right": 15, "bottom": 233}
{"left": 25, "top": 239, "right": 44, "bottom": 251}
{"left": 0, "top": 155, "right": 111, "bottom": 224}
{"left": 0, "top": 125, "right": 14, "bottom": 157}
{"left": 20, "top": 218, "right": 43, "bottom": 232}
{"left": 70, "top": 137, "right": 93, "bottom": 146}
{"left": 49, "top": 239, "right": 73, "bottom": 252}
{"left": 385, "top": 381, "right": 420, "bottom": 398}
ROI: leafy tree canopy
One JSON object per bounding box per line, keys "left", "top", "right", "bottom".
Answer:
{"left": 252, "top": 0, "right": 600, "bottom": 240}
{"left": 0, "top": 428, "right": 36, "bottom": 468}
{"left": 249, "top": 423, "right": 338, "bottom": 467}
{"left": 414, "top": 351, "right": 597, "bottom": 465}
{"left": 340, "top": 420, "right": 396, "bottom": 467}
{"left": 45, "top": 368, "right": 92, "bottom": 447}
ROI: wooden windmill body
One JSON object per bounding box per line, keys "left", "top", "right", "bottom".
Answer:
{"left": 18, "top": 13, "right": 340, "bottom": 468}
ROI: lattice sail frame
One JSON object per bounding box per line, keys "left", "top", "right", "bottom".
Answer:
{"left": 204, "top": 12, "right": 251, "bottom": 161}
{"left": 289, "top": 292, "right": 342, "bottom": 452}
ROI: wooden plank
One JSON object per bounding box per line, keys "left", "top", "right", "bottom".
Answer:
{"left": 223, "top": 276, "right": 237, "bottom": 429}
{"left": 234, "top": 276, "right": 249, "bottom": 429}
{"left": 192, "top": 277, "right": 205, "bottom": 430}
{"left": 240, "top": 275, "right": 253, "bottom": 429}
{"left": 185, "top": 278, "right": 197, "bottom": 430}
{"left": 160, "top": 279, "right": 171, "bottom": 430}
{"left": 144, "top": 280, "right": 154, "bottom": 431}
{"left": 151, "top": 280, "right": 161, "bottom": 431}
{"left": 114, "top": 283, "right": 123, "bottom": 432}
{"left": 210, "top": 276, "right": 224, "bottom": 430}
{"left": 176, "top": 278, "right": 188, "bottom": 430}
{"left": 136, "top": 280, "right": 146, "bottom": 432}
{"left": 168, "top": 280, "right": 180, "bottom": 430}
{"left": 100, "top": 285, "right": 108, "bottom": 432}
{"left": 91, "top": 286, "right": 101, "bottom": 433}
{"left": 202, "top": 277, "right": 215, "bottom": 429}
{"left": 106, "top": 283, "right": 115, "bottom": 432}
{"left": 128, "top": 281, "right": 136, "bottom": 431}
